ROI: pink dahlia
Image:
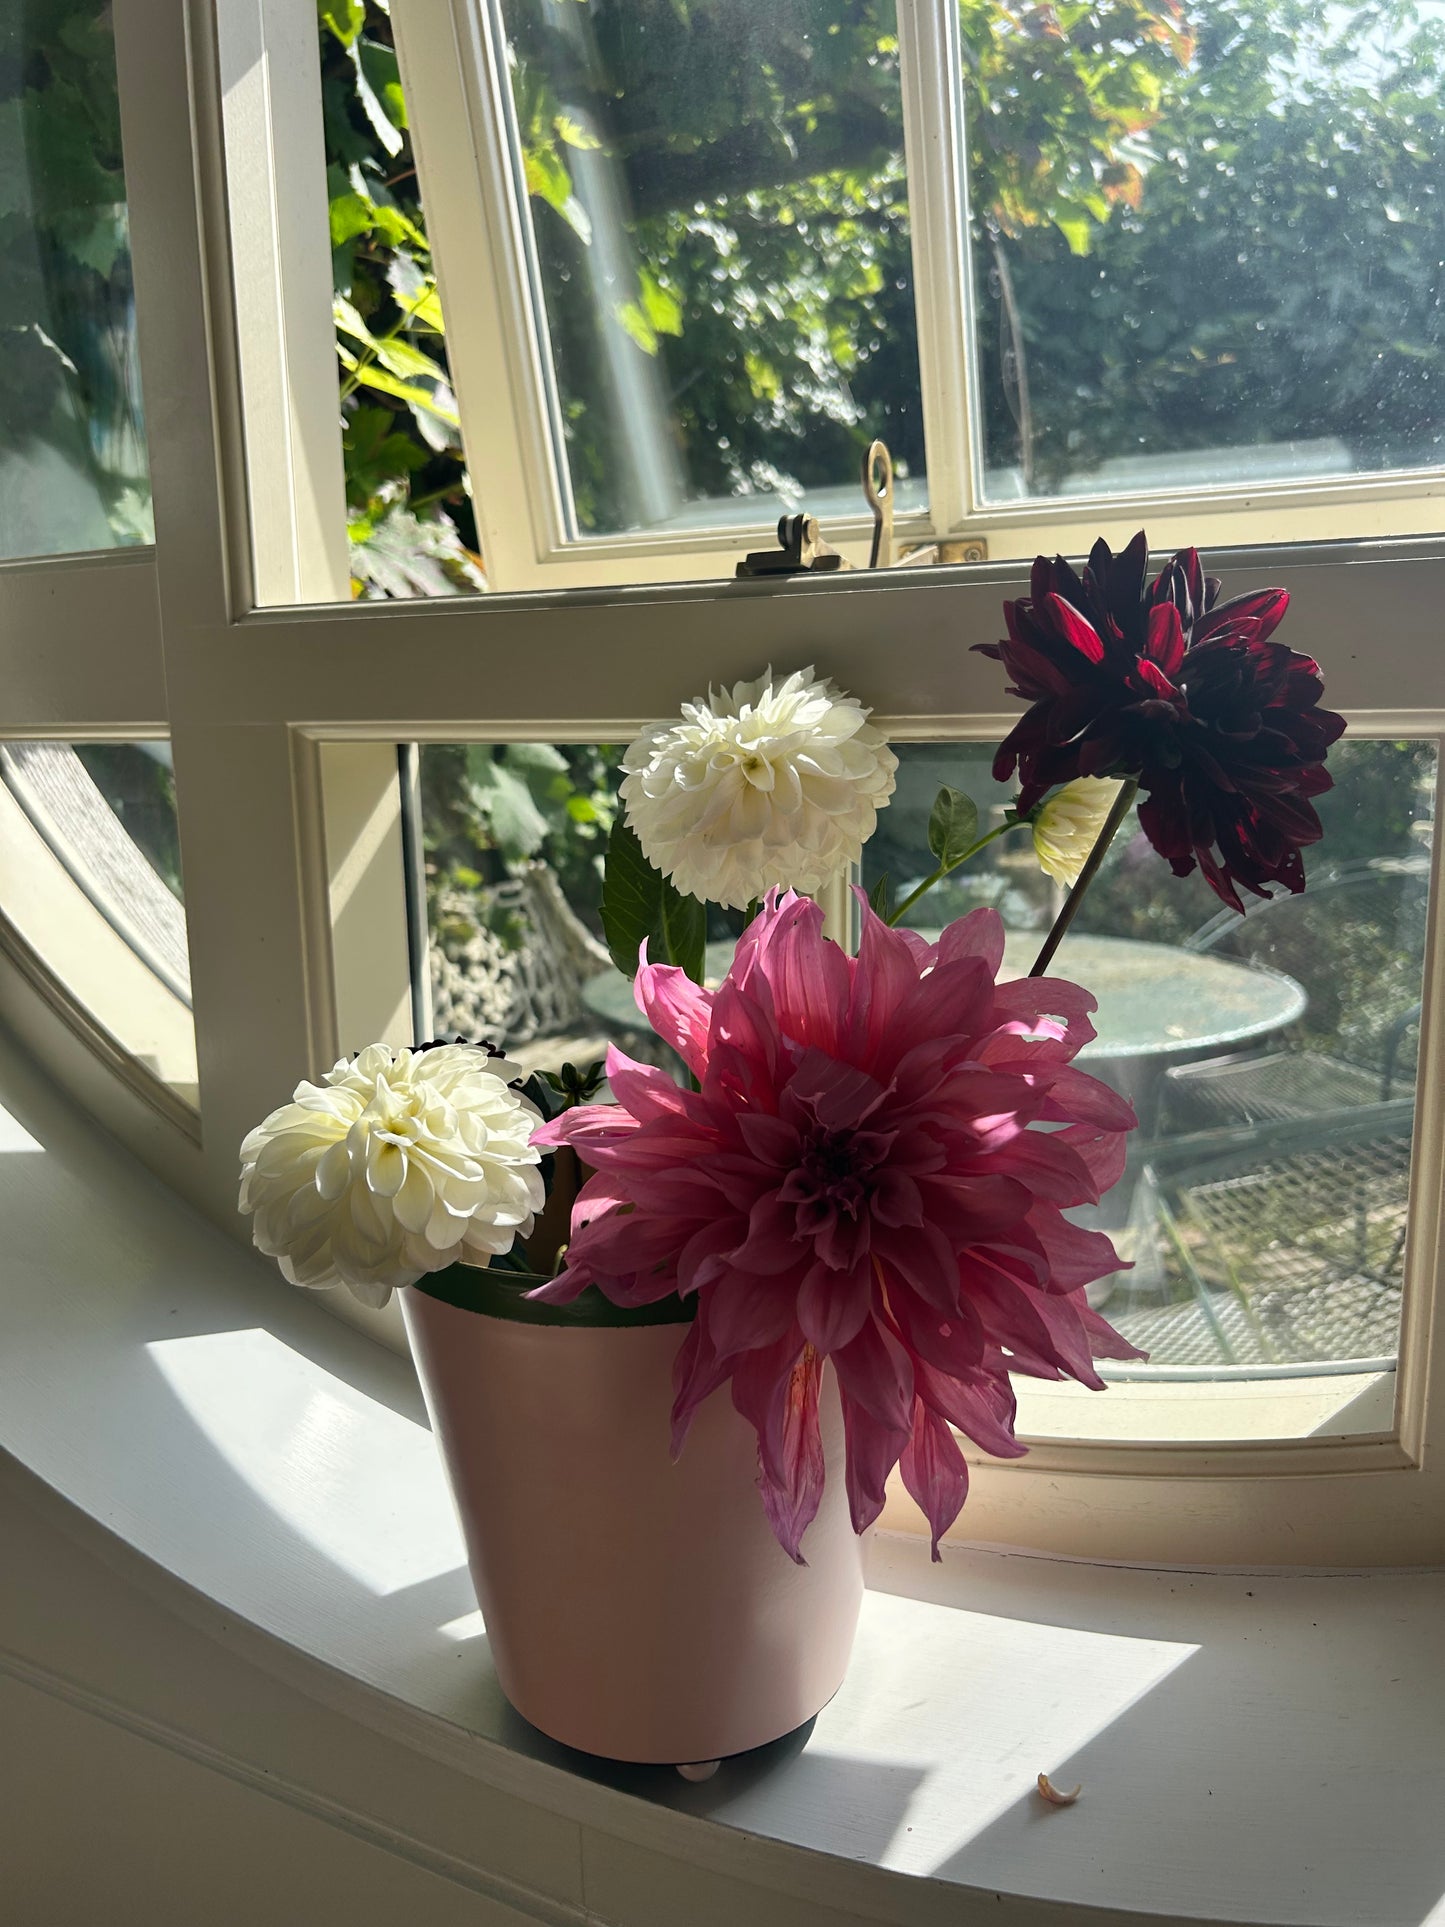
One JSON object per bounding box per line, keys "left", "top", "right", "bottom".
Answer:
{"left": 532, "top": 892, "right": 1141, "bottom": 1561}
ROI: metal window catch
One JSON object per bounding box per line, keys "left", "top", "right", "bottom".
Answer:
{"left": 735, "top": 513, "right": 853, "bottom": 578}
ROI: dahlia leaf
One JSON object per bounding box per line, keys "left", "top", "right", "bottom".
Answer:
{"left": 927, "top": 786, "right": 979, "bottom": 868}
{"left": 601, "top": 818, "right": 706, "bottom": 984}
{"left": 868, "top": 872, "right": 891, "bottom": 918}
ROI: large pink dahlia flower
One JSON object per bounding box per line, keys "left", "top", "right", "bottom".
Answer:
{"left": 532, "top": 893, "right": 1142, "bottom": 1560}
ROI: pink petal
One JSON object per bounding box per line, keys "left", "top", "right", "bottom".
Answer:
{"left": 1055, "top": 1122, "right": 1130, "bottom": 1197}
{"left": 634, "top": 962, "right": 715, "bottom": 1078}
{"left": 705, "top": 1267, "right": 801, "bottom": 1357}
{"left": 753, "top": 891, "right": 852, "bottom": 1055}
{"left": 1033, "top": 1064, "right": 1138, "bottom": 1131}
{"left": 833, "top": 1314, "right": 914, "bottom": 1433}
{"left": 898, "top": 1400, "right": 969, "bottom": 1560}
{"left": 936, "top": 906, "right": 1006, "bottom": 978}
{"left": 837, "top": 1382, "right": 912, "bottom": 1535}
{"left": 754, "top": 1348, "right": 827, "bottom": 1564}
{"left": 797, "top": 1255, "right": 874, "bottom": 1353}
{"left": 914, "top": 1357, "right": 1027, "bottom": 1462}
{"left": 670, "top": 1315, "right": 731, "bottom": 1456}
{"left": 1025, "top": 1204, "right": 1127, "bottom": 1293}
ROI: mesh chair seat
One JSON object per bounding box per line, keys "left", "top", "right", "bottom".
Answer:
{"left": 1163, "top": 1048, "right": 1398, "bottom": 1132}
{"left": 1116, "top": 1102, "right": 1414, "bottom": 1369}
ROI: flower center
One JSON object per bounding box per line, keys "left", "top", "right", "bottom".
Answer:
{"left": 786, "top": 1126, "right": 884, "bottom": 1223}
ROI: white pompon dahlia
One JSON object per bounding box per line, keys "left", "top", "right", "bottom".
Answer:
{"left": 239, "top": 1043, "right": 545, "bottom": 1308}
{"left": 620, "top": 666, "right": 898, "bottom": 910}
{"left": 1031, "top": 777, "right": 1127, "bottom": 890}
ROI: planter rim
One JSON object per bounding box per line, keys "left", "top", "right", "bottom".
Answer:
{"left": 409, "top": 1260, "right": 695, "bottom": 1328}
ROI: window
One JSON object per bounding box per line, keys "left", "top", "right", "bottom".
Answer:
{"left": 0, "top": 0, "right": 153, "bottom": 562}
{"left": 4, "top": 0, "right": 1445, "bottom": 1565}
{"left": 378, "top": 0, "right": 1445, "bottom": 590}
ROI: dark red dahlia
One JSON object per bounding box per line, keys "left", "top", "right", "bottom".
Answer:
{"left": 976, "top": 532, "right": 1346, "bottom": 912}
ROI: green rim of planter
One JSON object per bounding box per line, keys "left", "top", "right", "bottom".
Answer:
{"left": 410, "top": 1261, "right": 695, "bottom": 1328}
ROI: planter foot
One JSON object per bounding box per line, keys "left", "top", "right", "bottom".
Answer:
{"left": 676, "top": 1760, "right": 721, "bottom": 1782}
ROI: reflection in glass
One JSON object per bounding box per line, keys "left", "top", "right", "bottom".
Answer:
{"left": 1, "top": 4, "right": 152, "bottom": 559}
{"left": 867, "top": 739, "right": 1435, "bottom": 1375}
{"left": 0, "top": 740, "right": 194, "bottom": 1103}
{"left": 965, "top": 0, "right": 1445, "bottom": 502}
{"left": 495, "top": 0, "right": 925, "bottom": 534}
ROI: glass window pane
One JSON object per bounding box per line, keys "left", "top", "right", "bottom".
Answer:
{"left": 965, "top": 1, "right": 1445, "bottom": 505}
{"left": 494, "top": 0, "right": 925, "bottom": 536}
{"left": 0, "top": 740, "right": 194, "bottom": 1104}
{"left": 0, "top": 5, "right": 153, "bottom": 560}
{"left": 867, "top": 737, "right": 1435, "bottom": 1378}
{"left": 418, "top": 741, "right": 761, "bottom": 1073}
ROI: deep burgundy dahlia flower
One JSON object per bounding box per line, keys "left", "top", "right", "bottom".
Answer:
{"left": 977, "top": 532, "right": 1345, "bottom": 912}
{"left": 531, "top": 892, "right": 1141, "bottom": 1561}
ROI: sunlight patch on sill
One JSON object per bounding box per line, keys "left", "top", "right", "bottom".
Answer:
{"left": 146, "top": 1327, "right": 463, "bottom": 1596}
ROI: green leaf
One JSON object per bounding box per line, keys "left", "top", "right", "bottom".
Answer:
{"left": 350, "top": 41, "right": 403, "bottom": 156}
{"left": 469, "top": 759, "right": 550, "bottom": 861}
{"left": 927, "top": 787, "right": 979, "bottom": 868}
{"left": 386, "top": 252, "right": 446, "bottom": 333}
{"left": 614, "top": 299, "right": 658, "bottom": 354}
{"left": 320, "top": 0, "right": 366, "bottom": 49}
{"left": 503, "top": 742, "right": 570, "bottom": 777}
{"left": 868, "top": 873, "right": 891, "bottom": 918}
{"left": 412, "top": 1262, "right": 694, "bottom": 1327}
{"left": 639, "top": 267, "right": 683, "bottom": 338}
{"left": 358, "top": 39, "right": 408, "bottom": 134}
{"left": 601, "top": 820, "right": 705, "bottom": 984}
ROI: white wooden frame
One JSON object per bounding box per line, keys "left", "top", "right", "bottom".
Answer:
{"left": 388, "top": 0, "right": 1445, "bottom": 591}
{"left": 3, "top": 0, "right": 1445, "bottom": 1564}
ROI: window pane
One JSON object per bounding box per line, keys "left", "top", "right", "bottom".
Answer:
{"left": 965, "top": 1, "right": 1445, "bottom": 505}
{"left": 0, "top": 741, "right": 194, "bottom": 1105}
{"left": 867, "top": 738, "right": 1435, "bottom": 1377}
{"left": 0, "top": 5, "right": 152, "bottom": 560}
{"left": 418, "top": 741, "right": 760, "bottom": 1071}
{"left": 494, "top": 0, "right": 925, "bottom": 536}
{"left": 316, "top": 4, "right": 479, "bottom": 600}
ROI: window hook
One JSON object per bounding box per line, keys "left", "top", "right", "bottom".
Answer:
{"left": 863, "top": 438, "right": 894, "bottom": 570}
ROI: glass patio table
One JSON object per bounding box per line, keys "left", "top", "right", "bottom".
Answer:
{"left": 582, "top": 930, "right": 1306, "bottom": 1104}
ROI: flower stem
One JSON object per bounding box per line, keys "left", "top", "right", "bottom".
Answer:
{"left": 1028, "top": 778, "right": 1140, "bottom": 977}
{"left": 886, "top": 820, "right": 1024, "bottom": 927}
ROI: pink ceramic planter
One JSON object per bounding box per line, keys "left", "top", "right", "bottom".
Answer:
{"left": 401, "top": 1287, "right": 866, "bottom": 1766}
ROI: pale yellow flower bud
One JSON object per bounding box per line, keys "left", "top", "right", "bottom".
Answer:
{"left": 1031, "top": 778, "right": 1127, "bottom": 890}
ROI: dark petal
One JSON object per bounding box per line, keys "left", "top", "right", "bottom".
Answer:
{"left": 1144, "top": 601, "right": 1187, "bottom": 678}
{"left": 1104, "top": 530, "right": 1150, "bottom": 633}
{"left": 1043, "top": 593, "right": 1107, "bottom": 664}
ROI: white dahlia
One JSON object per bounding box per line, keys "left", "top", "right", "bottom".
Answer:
{"left": 239, "top": 1043, "right": 545, "bottom": 1308}
{"left": 1031, "top": 777, "right": 1127, "bottom": 890}
{"left": 620, "top": 666, "right": 897, "bottom": 910}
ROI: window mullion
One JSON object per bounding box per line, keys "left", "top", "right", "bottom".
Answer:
{"left": 895, "top": 0, "right": 977, "bottom": 542}
{"left": 216, "top": 0, "right": 351, "bottom": 606}
{"left": 390, "top": 0, "right": 572, "bottom": 592}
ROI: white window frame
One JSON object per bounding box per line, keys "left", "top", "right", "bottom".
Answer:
{"left": 388, "top": 0, "right": 1445, "bottom": 592}
{"left": 3, "top": 0, "right": 1445, "bottom": 1567}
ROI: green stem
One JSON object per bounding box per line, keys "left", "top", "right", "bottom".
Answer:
{"left": 886, "top": 820, "right": 1023, "bottom": 927}
{"left": 1028, "top": 778, "right": 1140, "bottom": 978}
{"left": 338, "top": 286, "right": 435, "bottom": 403}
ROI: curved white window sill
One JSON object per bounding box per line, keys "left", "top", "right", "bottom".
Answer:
{"left": 2, "top": 1026, "right": 1443, "bottom": 1927}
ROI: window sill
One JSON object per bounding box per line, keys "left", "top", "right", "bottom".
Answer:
{"left": 2, "top": 1026, "right": 1442, "bottom": 1927}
